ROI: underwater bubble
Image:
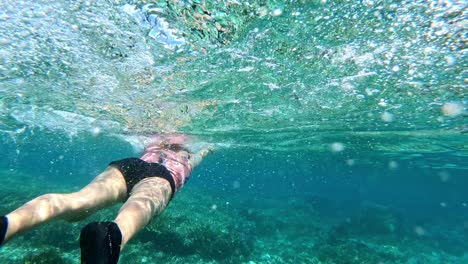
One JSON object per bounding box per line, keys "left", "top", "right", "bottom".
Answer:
{"left": 441, "top": 102, "right": 463, "bottom": 117}
{"left": 388, "top": 160, "right": 399, "bottom": 169}
{"left": 90, "top": 127, "right": 101, "bottom": 136}
{"left": 423, "top": 47, "right": 433, "bottom": 55}
{"left": 445, "top": 55, "right": 456, "bottom": 66}
{"left": 414, "top": 226, "right": 426, "bottom": 236}
{"left": 211, "top": 204, "right": 217, "bottom": 210}
{"left": 438, "top": 171, "right": 451, "bottom": 182}
{"left": 440, "top": 202, "right": 447, "bottom": 207}
{"left": 346, "top": 159, "right": 355, "bottom": 166}
{"left": 365, "top": 88, "right": 379, "bottom": 96}
{"left": 392, "top": 65, "right": 400, "bottom": 72}
{"left": 233, "top": 180, "right": 240, "bottom": 189}
{"left": 378, "top": 99, "right": 388, "bottom": 107}
{"left": 462, "top": 203, "right": 467, "bottom": 207}
{"left": 257, "top": 7, "right": 268, "bottom": 17}
{"left": 341, "top": 81, "right": 355, "bottom": 93}
{"left": 381, "top": 112, "right": 394, "bottom": 122}
{"left": 331, "top": 142, "right": 345, "bottom": 153}
{"left": 271, "top": 9, "right": 282, "bottom": 16}
{"left": 238, "top": 67, "right": 254, "bottom": 72}
{"left": 0, "top": 38, "right": 10, "bottom": 45}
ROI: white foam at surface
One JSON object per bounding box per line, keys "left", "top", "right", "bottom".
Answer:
{"left": 441, "top": 102, "right": 464, "bottom": 118}
{"left": 9, "top": 105, "right": 122, "bottom": 137}
{"left": 122, "top": 4, "right": 186, "bottom": 50}
{"left": 0, "top": 0, "right": 466, "bottom": 155}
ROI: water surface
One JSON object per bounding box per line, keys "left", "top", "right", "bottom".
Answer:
{"left": 0, "top": 0, "right": 467, "bottom": 263}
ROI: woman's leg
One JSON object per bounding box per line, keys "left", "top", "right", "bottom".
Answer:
{"left": 114, "top": 177, "right": 172, "bottom": 248}
{"left": 3, "top": 167, "right": 127, "bottom": 243}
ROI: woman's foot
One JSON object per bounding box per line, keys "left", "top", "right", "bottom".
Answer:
{"left": 80, "top": 222, "right": 122, "bottom": 264}
{"left": 0, "top": 216, "right": 8, "bottom": 246}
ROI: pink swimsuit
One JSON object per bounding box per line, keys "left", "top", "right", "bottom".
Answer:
{"left": 140, "top": 144, "right": 192, "bottom": 194}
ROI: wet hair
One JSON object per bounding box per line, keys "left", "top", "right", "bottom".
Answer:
{"left": 165, "top": 143, "right": 190, "bottom": 153}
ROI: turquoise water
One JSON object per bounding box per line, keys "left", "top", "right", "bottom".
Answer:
{"left": 0, "top": 0, "right": 467, "bottom": 263}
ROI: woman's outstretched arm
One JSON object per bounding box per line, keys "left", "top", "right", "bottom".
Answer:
{"left": 189, "top": 148, "right": 213, "bottom": 168}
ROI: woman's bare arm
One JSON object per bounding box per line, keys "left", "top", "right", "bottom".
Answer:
{"left": 189, "top": 148, "right": 212, "bottom": 168}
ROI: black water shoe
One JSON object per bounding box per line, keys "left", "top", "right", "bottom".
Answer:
{"left": 80, "top": 222, "right": 122, "bottom": 264}
{"left": 0, "top": 216, "right": 8, "bottom": 246}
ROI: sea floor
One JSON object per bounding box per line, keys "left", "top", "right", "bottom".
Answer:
{"left": 0, "top": 169, "right": 467, "bottom": 264}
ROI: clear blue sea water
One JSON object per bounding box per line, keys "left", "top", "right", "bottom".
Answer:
{"left": 0, "top": 0, "right": 467, "bottom": 263}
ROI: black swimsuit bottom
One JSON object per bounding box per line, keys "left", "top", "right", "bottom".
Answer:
{"left": 109, "top": 158, "right": 176, "bottom": 199}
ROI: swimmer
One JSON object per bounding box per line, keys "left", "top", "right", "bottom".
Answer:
{"left": 0, "top": 134, "right": 212, "bottom": 264}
